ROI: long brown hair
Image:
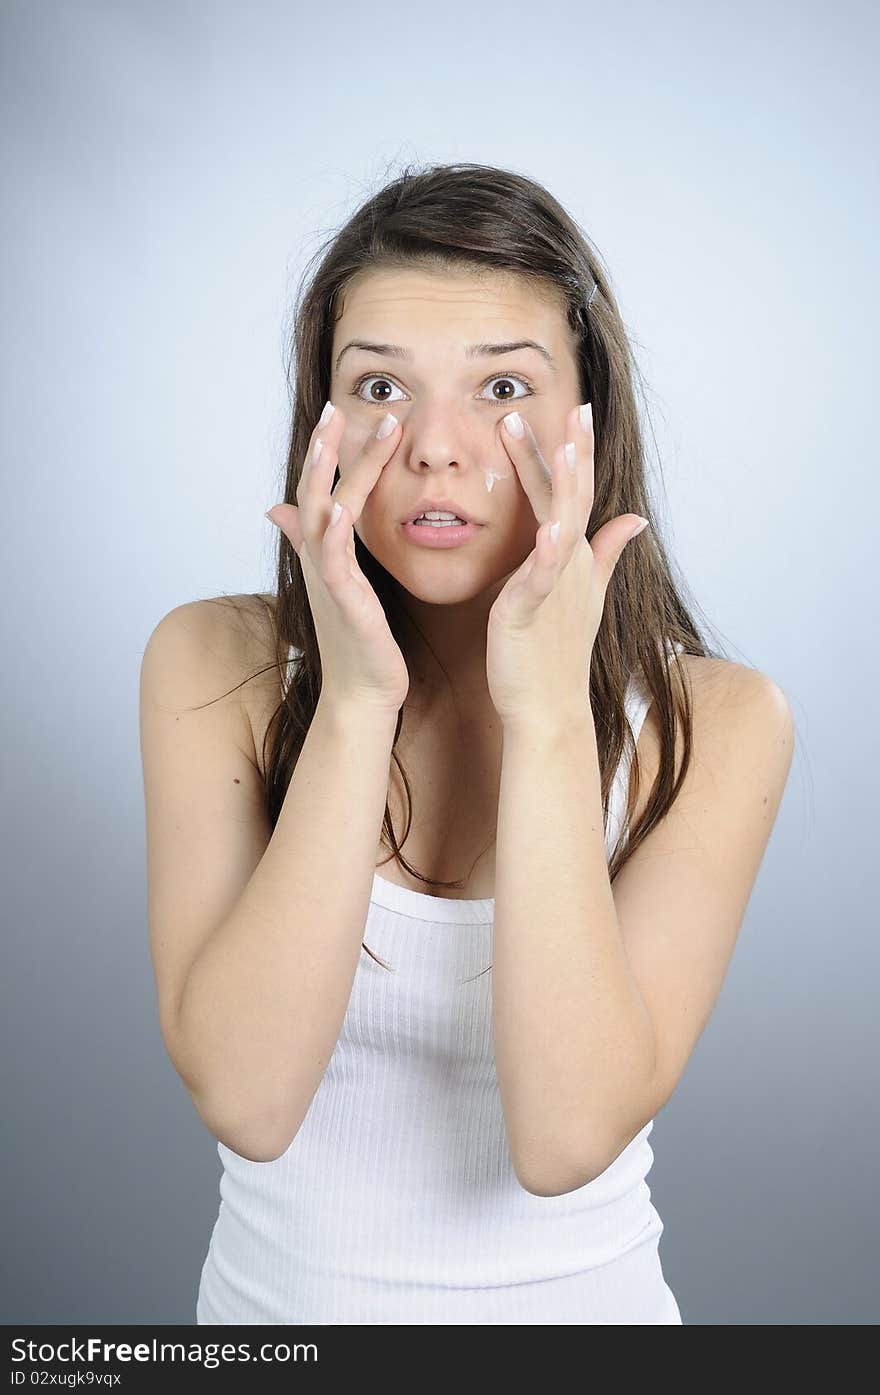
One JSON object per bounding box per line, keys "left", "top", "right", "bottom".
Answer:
{"left": 227, "top": 160, "right": 730, "bottom": 967}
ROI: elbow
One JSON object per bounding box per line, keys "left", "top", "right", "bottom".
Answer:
{"left": 515, "top": 1157, "right": 603, "bottom": 1198}
{"left": 511, "top": 1064, "right": 659, "bottom": 1198}
{"left": 512, "top": 1140, "right": 609, "bottom": 1198}
{"left": 166, "top": 986, "right": 303, "bottom": 1163}
{"left": 517, "top": 1125, "right": 659, "bottom": 1197}
{"left": 216, "top": 1122, "right": 292, "bottom": 1164}
{"left": 193, "top": 1089, "right": 298, "bottom": 1164}
{"left": 514, "top": 1117, "right": 651, "bottom": 1197}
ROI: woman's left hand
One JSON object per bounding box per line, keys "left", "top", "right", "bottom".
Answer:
{"left": 486, "top": 402, "right": 648, "bottom": 728}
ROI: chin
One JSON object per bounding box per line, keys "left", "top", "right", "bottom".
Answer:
{"left": 357, "top": 524, "right": 522, "bottom": 606}
{"left": 394, "top": 568, "right": 499, "bottom": 607}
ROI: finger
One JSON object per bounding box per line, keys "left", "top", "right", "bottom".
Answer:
{"left": 301, "top": 406, "right": 400, "bottom": 527}
{"left": 556, "top": 431, "right": 589, "bottom": 552}
{"left": 499, "top": 410, "right": 553, "bottom": 524}
{"left": 530, "top": 489, "right": 567, "bottom": 599}
{"left": 266, "top": 502, "right": 304, "bottom": 555}
{"left": 296, "top": 398, "right": 337, "bottom": 484}
{"left": 499, "top": 520, "right": 562, "bottom": 622}
{"left": 296, "top": 404, "right": 349, "bottom": 513}
{"left": 490, "top": 545, "right": 538, "bottom": 623}
{"left": 590, "top": 513, "right": 650, "bottom": 585}
{"left": 267, "top": 496, "right": 367, "bottom": 605}
{"left": 568, "top": 400, "right": 595, "bottom": 523}
{"left": 510, "top": 448, "right": 578, "bottom": 611}
{"left": 536, "top": 403, "right": 591, "bottom": 545}
{"left": 319, "top": 500, "right": 361, "bottom": 591}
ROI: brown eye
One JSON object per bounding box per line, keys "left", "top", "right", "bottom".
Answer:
{"left": 481, "top": 375, "right": 535, "bottom": 402}
{"left": 351, "top": 375, "right": 405, "bottom": 404}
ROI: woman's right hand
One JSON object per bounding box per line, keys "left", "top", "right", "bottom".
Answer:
{"left": 266, "top": 402, "right": 410, "bottom": 715}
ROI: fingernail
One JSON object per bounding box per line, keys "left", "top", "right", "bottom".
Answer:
{"left": 565, "top": 441, "right": 577, "bottom": 473}
{"left": 630, "top": 517, "right": 649, "bottom": 538}
{"left": 503, "top": 411, "right": 525, "bottom": 439}
{"left": 579, "top": 403, "right": 593, "bottom": 431}
{"left": 318, "top": 400, "right": 335, "bottom": 427}
{"left": 265, "top": 508, "right": 279, "bottom": 525}
{"left": 376, "top": 412, "right": 398, "bottom": 440}
{"left": 549, "top": 520, "right": 561, "bottom": 544}
{"left": 329, "top": 501, "right": 343, "bottom": 526}
{"left": 312, "top": 437, "right": 323, "bottom": 465}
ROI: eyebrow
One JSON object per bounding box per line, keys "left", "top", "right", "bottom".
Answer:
{"left": 334, "top": 338, "right": 558, "bottom": 376}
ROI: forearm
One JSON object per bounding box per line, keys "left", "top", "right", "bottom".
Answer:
{"left": 492, "top": 711, "right": 657, "bottom": 1195}
{"left": 177, "top": 697, "right": 397, "bottom": 1160}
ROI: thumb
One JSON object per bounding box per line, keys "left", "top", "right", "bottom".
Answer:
{"left": 266, "top": 503, "right": 304, "bottom": 555}
{"left": 591, "top": 514, "right": 649, "bottom": 577}
{"left": 625, "top": 515, "right": 649, "bottom": 546}
{"left": 618, "top": 515, "right": 650, "bottom": 565}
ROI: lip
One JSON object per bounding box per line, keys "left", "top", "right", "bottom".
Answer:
{"left": 402, "top": 519, "right": 484, "bottom": 548}
{"left": 402, "top": 497, "right": 483, "bottom": 526}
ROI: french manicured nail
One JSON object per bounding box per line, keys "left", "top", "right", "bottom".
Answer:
{"left": 312, "top": 437, "right": 324, "bottom": 465}
{"left": 565, "top": 441, "right": 577, "bottom": 473}
{"left": 579, "top": 403, "right": 593, "bottom": 431}
{"left": 330, "top": 501, "right": 343, "bottom": 527}
{"left": 376, "top": 412, "right": 398, "bottom": 439}
{"left": 503, "top": 411, "right": 525, "bottom": 439}
{"left": 630, "top": 517, "right": 649, "bottom": 537}
{"left": 265, "top": 508, "right": 278, "bottom": 525}
{"left": 318, "top": 400, "right": 335, "bottom": 427}
{"left": 549, "top": 520, "right": 561, "bottom": 544}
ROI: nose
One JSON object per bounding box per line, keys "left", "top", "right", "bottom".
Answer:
{"left": 397, "top": 402, "right": 501, "bottom": 473}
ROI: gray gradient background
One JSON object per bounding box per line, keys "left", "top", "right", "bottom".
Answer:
{"left": 2, "top": 0, "right": 876, "bottom": 1326}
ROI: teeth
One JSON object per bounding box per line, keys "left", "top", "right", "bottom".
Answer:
{"left": 413, "top": 510, "right": 466, "bottom": 524}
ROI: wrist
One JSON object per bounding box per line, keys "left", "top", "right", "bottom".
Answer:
{"left": 501, "top": 705, "right": 596, "bottom": 746}
{"left": 315, "top": 693, "right": 401, "bottom": 737}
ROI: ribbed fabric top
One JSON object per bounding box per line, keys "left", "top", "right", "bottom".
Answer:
{"left": 196, "top": 640, "right": 685, "bottom": 1325}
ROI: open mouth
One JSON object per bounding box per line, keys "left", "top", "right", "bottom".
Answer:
{"left": 402, "top": 516, "right": 484, "bottom": 548}
{"left": 411, "top": 511, "right": 468, "bottom": 528}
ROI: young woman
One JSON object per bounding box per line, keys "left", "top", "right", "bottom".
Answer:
{"left": 139, "top": 162, "right": 794, "bottom": 1325}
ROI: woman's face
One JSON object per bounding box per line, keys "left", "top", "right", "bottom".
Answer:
{"left": 328, "top": 263, "right": 584, "bottom": 605}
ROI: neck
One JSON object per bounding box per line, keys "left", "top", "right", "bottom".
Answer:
{"left": 395, "top": 572, "right": 510, "bottom": 720}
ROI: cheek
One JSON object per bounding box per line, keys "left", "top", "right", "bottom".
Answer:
{"left": 483, "top": 423, "right": 519, "bottom": 492}
{"left": 334, "top": 420, "right": 378, "bottom": 476}
{"left": 482, "top": 497, "right": 539, "bottom": 569}
{"left": 351, "top": 491, "right": 394, "bottom": 552}
{"left": 481, "top": 461, "right": 515, "bottom": 494}
{"left": 491, "top": 432, "right": 545, "bottom": 531}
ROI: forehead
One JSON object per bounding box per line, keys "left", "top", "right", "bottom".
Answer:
{"left": 333, "top": 264, "right": 571, "bottom": 340}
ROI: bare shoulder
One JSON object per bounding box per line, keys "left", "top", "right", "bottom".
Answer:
{"left": 681, "top": 652, "right": 790, "bottom": 718}
{"left": 631, "top": 653, "right": 794, "bottom": 823}
{"left": 681, "top": 653, "right": 792, "bottom": 735}
{"left": 643, "top": 652, "right": 792, "bottom": 741}
{"left": 141, "top": 592, "right": 282, "bottom": 769}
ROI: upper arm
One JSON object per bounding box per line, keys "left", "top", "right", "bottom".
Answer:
{"left": 612, "top": 661, "right": 795, "bottom": 1133}
{"left": 139, "top": 598, "right": 275, "bottom": 1093}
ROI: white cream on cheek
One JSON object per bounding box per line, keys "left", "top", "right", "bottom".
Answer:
{"left": 482, "top": 466, "right": 513, "bottom": 493}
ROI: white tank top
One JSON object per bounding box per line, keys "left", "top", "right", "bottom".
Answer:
{"left": 196, "top": 640, "right": 685, "bottom": 1324}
